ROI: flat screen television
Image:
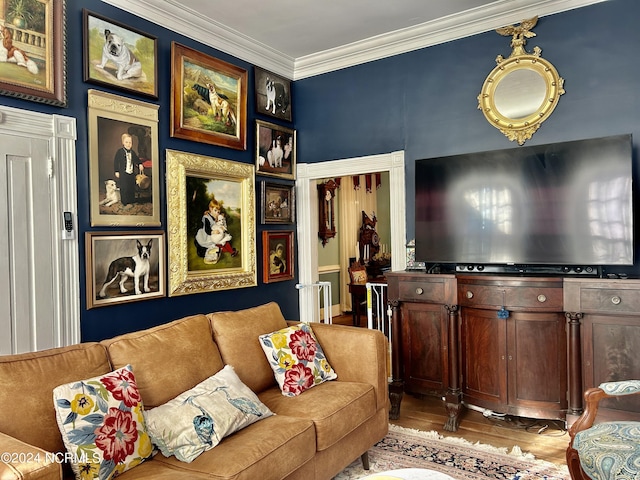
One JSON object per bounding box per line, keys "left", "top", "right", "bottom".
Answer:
{"left": 415, "top": 134, "right": 634, "bottom": 272}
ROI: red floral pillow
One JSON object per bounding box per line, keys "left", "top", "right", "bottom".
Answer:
{"left": 259, "top": 323, "right": 337, "bottom": 396}
{"left": 53, "top": 365, "right": 152, "bottom": 480}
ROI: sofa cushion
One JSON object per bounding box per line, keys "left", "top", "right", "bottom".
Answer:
{"left": 208, "top": 302, "right": 288, "bottom": 393}
{"left": 144, "top": 365, "right": 273, "bottom": 463}
{"left": 259, "top": 323, "right": 337, "bottom": 396}
{"left": 149, "top": 415, "right": 316, "bottom": 480}
{"left": 101, "top": 314, "right": 224, "bottom": 408}
{"left": 52, "top": 364, "right": 153, "bottom": 480}
{"left": 0, "top": 343, "right": 111, "bottom": 454}
{"left": 259, "top": 380, "right": 377, "bottom": 451}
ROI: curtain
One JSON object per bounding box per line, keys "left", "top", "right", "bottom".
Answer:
{"left": 338, "top": 175, "right": 378, "bottom": 313}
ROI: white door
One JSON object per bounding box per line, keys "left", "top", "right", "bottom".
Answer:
{"left": 0, "top": 134, "right": 57, "bottom": 354}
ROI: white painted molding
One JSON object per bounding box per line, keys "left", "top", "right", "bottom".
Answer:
{"left": 0, "top": 106, "right": 79, "bottom": 347}
{"left": 296, "top": 152, "right": 406, "bottom": 322}
{"left": 102, "top": 0, "right": 605, "bottom": 79}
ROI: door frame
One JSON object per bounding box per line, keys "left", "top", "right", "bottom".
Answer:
{"left": 0, "top": 105, "right": 79, "bottom": 348}
{"left": 295, "top": 151, "right": 406, "bottom": 321}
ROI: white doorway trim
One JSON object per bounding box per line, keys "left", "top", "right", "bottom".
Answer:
{"left": 296, "top": 151, "right": 406, "bottom": 321}
{"left": 0, "top": 105, "right": 79, "bottom": 348}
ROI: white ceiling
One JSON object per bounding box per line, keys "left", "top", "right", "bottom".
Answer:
{"left": 102, "top": 0, "right": 604, "bottom": 79}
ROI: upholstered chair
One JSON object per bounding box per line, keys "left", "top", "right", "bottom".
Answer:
{"left": 566, "top": 380, "right": 640, "bottom": 480}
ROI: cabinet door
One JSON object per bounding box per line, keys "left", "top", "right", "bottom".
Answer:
{"left": 400, "top": 302, "right": 448, "bottom": 396}
{"left": 461, "top": 308, "right": 507, "bottom": 407}
{"left": 583, "top": 314, "right": 640, "bottom": 420}
{"left": 507, "top": 312, "right": 567, "bottom": 417}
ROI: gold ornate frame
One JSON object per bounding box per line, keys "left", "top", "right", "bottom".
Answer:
{"left": 85, "top": 230, "right": 166, "bottom": 309}
{"left": 166, "top": 149, "right": 256, "bottom": 296}
{"left": 88, "top": 89, "right": 160, "bottom": 227}
{"left": 88, "top": 89, "right": 161, "bottom": 227}
{"left": 477, "top": 17, "right": 565, "bottom": 145}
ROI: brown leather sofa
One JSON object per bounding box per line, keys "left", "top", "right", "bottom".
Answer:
{"left": 0, "top": 302, "right": 389, "bottom": 479}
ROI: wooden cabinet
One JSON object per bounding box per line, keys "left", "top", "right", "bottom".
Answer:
{"left": 564, "top": 279, "right": 640, "bottom": 423}
{"left": 388, "top": 273, "right": 640, "bottom": 430}
{"left": 458, "top": 276, "right": 567, "bottom": 421}
{"left": 386, "top": 273, "right": 460, "bottom": 429}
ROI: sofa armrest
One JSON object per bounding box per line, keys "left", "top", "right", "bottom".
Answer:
{"left": 310, "top": 323, "right": 389, "bottom": 412}
{"left": 0, "top": 432, "right": 61, "bottom": 480}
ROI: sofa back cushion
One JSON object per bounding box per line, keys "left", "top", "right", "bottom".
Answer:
{"left": 101, "top": 314, "right": 224, "bottom": 408}
{"left": 208, "top": 302, "right": 288, "bottom": 393}
{"left": 0, "top": 343, "right": 111, "bottom": 454}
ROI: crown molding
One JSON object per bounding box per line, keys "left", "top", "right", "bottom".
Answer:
{"left": 101, "top": 0, "right": 606, "bottom": 80}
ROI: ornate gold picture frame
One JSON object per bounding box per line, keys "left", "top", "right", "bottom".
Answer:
{"left": 166, "top": 149, "right": 256, "bottom": 296}
{"left": 88, "top": 89, "right": 161, "bottom": 227}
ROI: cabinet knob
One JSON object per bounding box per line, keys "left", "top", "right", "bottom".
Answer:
{"left": 466, "top": 291, "right": 474, "bottom": 299}
{"left": 611, "top": 296, "right": 621, "bottom": 305}
{"left": 537, "top": 294, "right": 547, "bottom": 303}
{"left": 415, "top": 287, "right": 423, "bottom": 295}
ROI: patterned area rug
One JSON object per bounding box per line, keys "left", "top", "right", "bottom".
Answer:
{"left": 335, "top": 425, "right": 570, "bottom": 480}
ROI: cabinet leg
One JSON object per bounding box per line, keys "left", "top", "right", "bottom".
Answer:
{"left": 389, "top": 380, "right": 403, "bottom": 420}
{"left": 443, "top": 390, "right": 463, "bottom": 432}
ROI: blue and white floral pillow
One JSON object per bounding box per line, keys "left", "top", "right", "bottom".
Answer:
{"left": 143, "top": 365, "right": 273, "bottom": 463}
{"left": 52, "top": 364, "right": 153, "bottom": 480}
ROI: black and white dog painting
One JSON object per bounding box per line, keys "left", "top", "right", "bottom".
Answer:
{"left": 98, "top": 239, "right": 152, "bottom": 298}
{"left": 96, "top": 29, "right": 142, "bottom": 81}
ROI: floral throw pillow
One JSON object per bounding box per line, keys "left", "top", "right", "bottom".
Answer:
{"left": 52, "top": 365, "right": 152, "bottom": 480}
{"left": 143, "top": 365, "right": 273, "bottom": 463}
{"left": 259, "top": 323, "right": 337, "bottom": 396}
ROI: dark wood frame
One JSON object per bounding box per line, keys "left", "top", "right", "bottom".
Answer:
{"left": 85, "top": 230, "right": 166, "bottom": 309}
{"left": 261, "top": 182, "right": 295, "bottom": 224}
{"left": 254, "top": 66, "right": 292, "bottom": 122}
{"left": 255, "top": 120, "right": 296, "bottom": 180}
{"left": 262, "top": 230, "right": 294, "bottom": 283}
{"left": 83, "top": 9, "right": 158, "bottom": 99}
{"left": 0, "top": 0, "right": 66, "bottom": 106}
{"left": 170, "top": 42, "right": 247, "bottom": 150}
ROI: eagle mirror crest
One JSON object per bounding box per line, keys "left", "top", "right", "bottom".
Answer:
{"left": 477, "top": 16, "right": 565, "bottom": 145}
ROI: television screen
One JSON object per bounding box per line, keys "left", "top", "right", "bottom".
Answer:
{"left": 415, "top": 134, "right": 634, "bottom": 267}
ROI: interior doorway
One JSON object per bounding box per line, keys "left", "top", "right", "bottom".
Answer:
{"left": 295, "top": 151, "right": 406, "bottom": 322}
{"left": 0, "top": 105, "right": 79, "bottom": 354}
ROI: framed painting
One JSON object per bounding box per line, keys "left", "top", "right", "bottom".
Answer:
{"left": 0, "top": 0, "right": 66, "bottom": 106}
{"left": 83, "top": 9, "right": 158, "bottom": 99}
{"left": 255, "top": 120, "right": 296, "bottom": 180}
{"left": 254, "top": 66, "right": 292, "bottom": 122}
{"left": 166, "top": 149, "right": 256, "bottom": 296}
{"left": 88, "top": 89, "right": 160, "bottom": 227}
{"left": 85, "top": 230, "right": 166, "bottom": 309}
{"left": 261, "top": 182, "right": 295, "bottom": 224}
{"left": 262, "top": 230, "right": 294, "bottom": 284}
{"left": 349, "top": 262, "right": 367, "bottom": 284}
{"left": 171, "top": 42, "right": 247, "bottom": 150}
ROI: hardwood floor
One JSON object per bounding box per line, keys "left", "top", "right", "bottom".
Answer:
{"left": 332, "top": 313, "right": 569, "bottom": 467}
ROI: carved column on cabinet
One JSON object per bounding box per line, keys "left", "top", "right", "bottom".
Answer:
{"left": 566, "top": 312, "right": 584, "bottom": 417}
{"left": 389, "top": 299, "right": 403, "bottom": 420}
{"left": 444, "top": 304, "right": 462, "bottom": 431}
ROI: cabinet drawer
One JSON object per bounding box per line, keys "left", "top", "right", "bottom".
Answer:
{"left": 398, "top": 281, "right": 447, "bottom": 303}
{"left": 459, "top": 285, "right": 562, "bottom": 310}
{"left": 580, "top": 288, "right": 640, "bottom": 314}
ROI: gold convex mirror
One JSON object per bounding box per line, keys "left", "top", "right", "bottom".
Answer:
{"left": 478, "top": 16, "right": 565, "bottom": 145}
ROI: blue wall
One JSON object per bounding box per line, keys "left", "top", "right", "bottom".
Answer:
{"left": 295, "top": 0, "right": 640, "bottom": 245}
{"left": 2, "top": 0, "right": 301, "bottom": 341}
{"left": 4, "top": 0, "right": 639, "bottom": 341}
